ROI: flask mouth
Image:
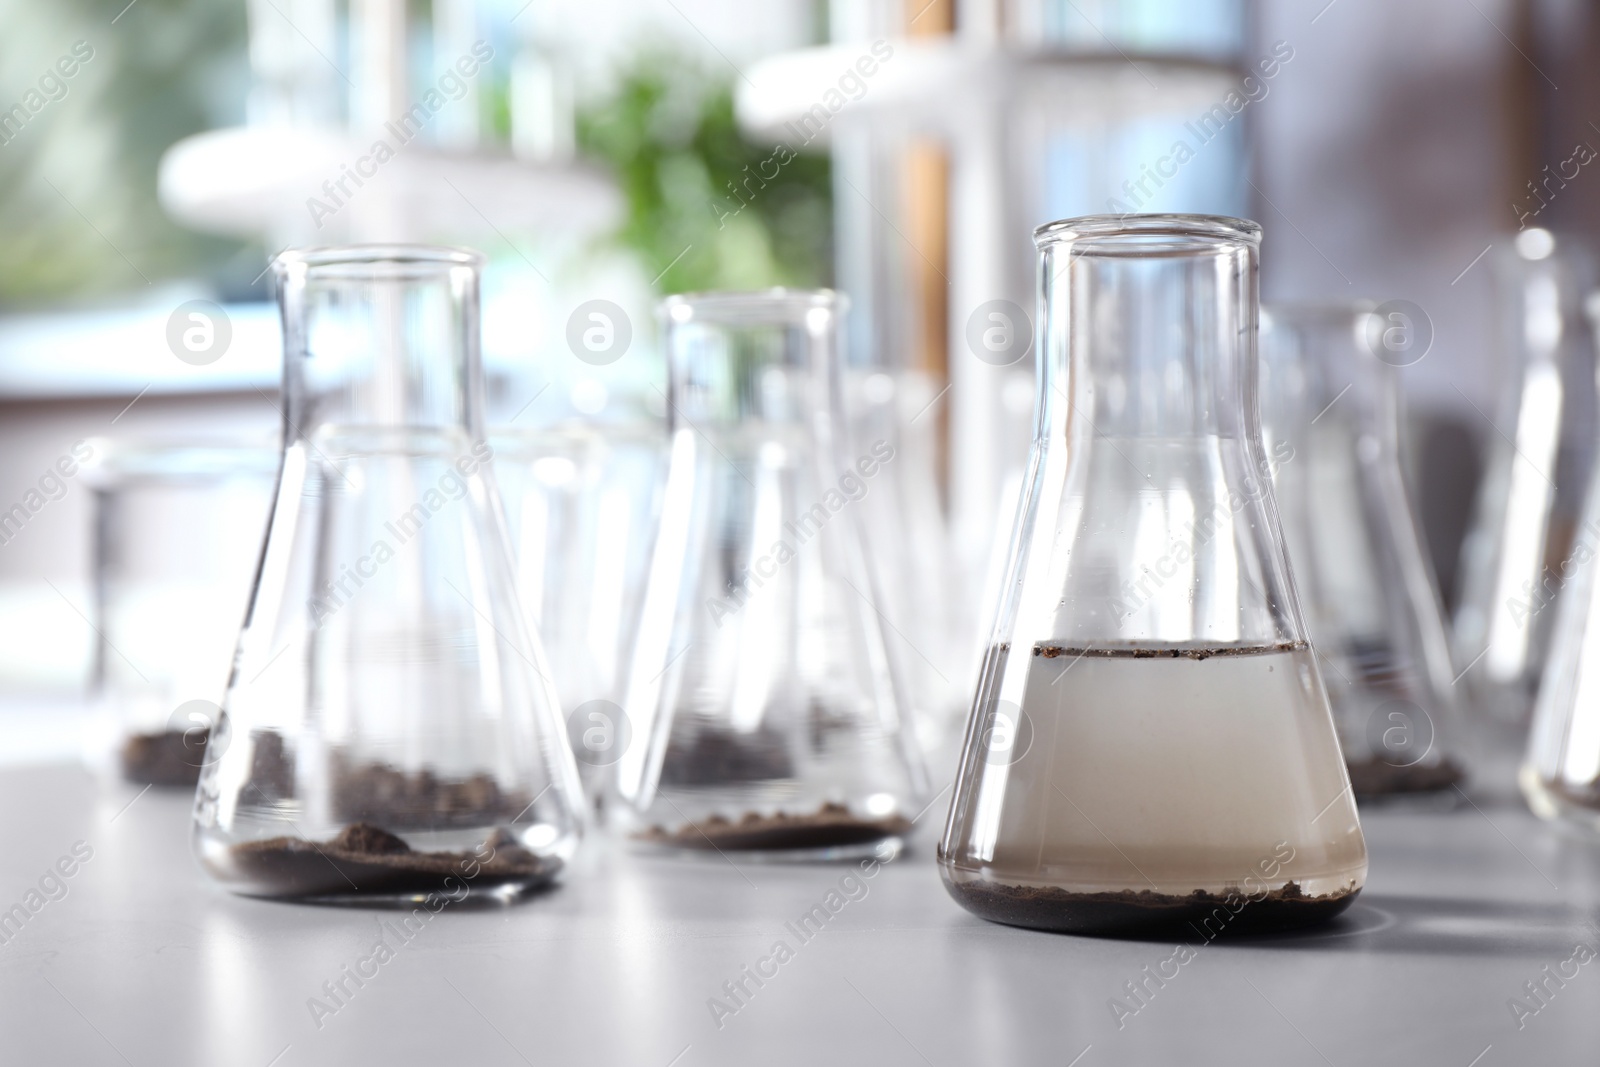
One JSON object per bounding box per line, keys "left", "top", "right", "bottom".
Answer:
{"left": 271, "top": 244, "right": 485, "bottom": 282}
{"left": 660, "top": 288, "right": 846, "bottom": 326}
{"left": 1034, "top": 213, "right": 1262, "bottom": 256}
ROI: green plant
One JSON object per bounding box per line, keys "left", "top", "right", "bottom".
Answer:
{"left": 576, "top": 48, "right": 833, "bottom": 295}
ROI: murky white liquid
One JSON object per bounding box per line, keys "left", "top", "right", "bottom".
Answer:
{"left": 969, "top": 644, "right": 1367, "bottom": 896}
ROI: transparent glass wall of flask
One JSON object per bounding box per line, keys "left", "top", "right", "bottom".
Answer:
{"left": 1453, "top": 229, "right": 1598, "bottom": 750}
{"left": 843, "top": 365, "right": 967, "bottom": 760}
{"left": 493, "top": 418, "right": 668, "bottom": 803}
{"left": 616, "top": 290, "right": 930, "bottom": 860}
{"left": 1260, "top": 305, "right": 1468, "bottom": 801}
{"left": 85, "top": 440, "right": 276, "bottom": 788}
{"left": 194, "top": 246, "right": 586, "bottom": 902}
{"left": 939, "top": 215, "right": 1366, "bottom": 936}
{"left": 1523, "top": 291, "right": 1600, "bottom": 831}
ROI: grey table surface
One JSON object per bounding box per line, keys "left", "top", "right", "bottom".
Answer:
{"left": 2, "top": 763, "right": 1599, "bottom": 1067}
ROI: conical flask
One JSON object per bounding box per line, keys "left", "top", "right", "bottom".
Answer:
{"left": 1453, "top": 229, "right": 1597, "bottom": 753}
{"left": 1260, "top": 304, "right": 1467, "bottom": 799}
{"left": 938, "top": 215, "right": 1367, "bottom": 935}
{"left": 615, "top": 290, "right": 929, "bottom": 860}
{"left": 193, "top": 246, "right": 585, "bottom": 902}
{"left": 1522, "top": 292, "right": 1600, "bottom": 830}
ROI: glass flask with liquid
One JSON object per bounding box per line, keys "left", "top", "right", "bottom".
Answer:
{"left": 939, "top": 215, "right": 1367, "bottom": 935}
{"left": 1260, "top": 304, "right": 1467, "bottom": 799}
{"left": 615, "top": 290, "right": 929, "bottom": 860}
{"left": 193, "top": 246, "right": 586, "bottom": 902}
{"left": 1523, "top": 292, "right": 1600, "bottom": 831}
{"left": 1453, "top": 229, "right": 1597, "bottom": 756}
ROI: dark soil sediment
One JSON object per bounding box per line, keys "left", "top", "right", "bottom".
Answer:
{"left": 121, "top": 729, "right": 209, "bottom": 787}
{"left": 637, "top": 801, "right": 911, "bottom": 851}
{"left": 1346, "top": 755, "right": 1465, "bottom": 797}
{"left": 228, "top": 823, "right": 554, "bottom": 899}
{"left": 944, "top": 877, "right": 1359, "bottom": 936}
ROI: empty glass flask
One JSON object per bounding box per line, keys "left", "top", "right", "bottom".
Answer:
{"left": 193, "top": 246, "right": 585, "bottom": 903}
{"left": 615, "top": 290, "right": 929, "bottom": 860}
{"left": 83, "top": 439, "right": 275, "bottom": 788}
{"left": 1260, "top": 304, "right": 1467, "bottom": 799}
{"left": 1523, "top": 292, "right": 1600, "bottom": 831}
{"left": 939, "top": 215, "right": 1366, "bottom": 936}
{"left": 1453, "top": 229, "right": 1597, "bottom": 750}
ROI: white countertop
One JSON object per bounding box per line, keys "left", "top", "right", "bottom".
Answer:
{"left": 2, "top": 763, "right": 1598, "bottom": 1066}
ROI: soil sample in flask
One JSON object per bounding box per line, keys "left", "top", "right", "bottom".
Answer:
{"left": 192, "top": 247, "right": 586, "bottom": 903}
{"left": 1260, "top": 304, "right": 1469, "bottom": 798}
{"left": 615, "top": 290, "right": 929, "bottom": 860}
{"left": 939, "top": 215, "right": 1367, "bottom": 936}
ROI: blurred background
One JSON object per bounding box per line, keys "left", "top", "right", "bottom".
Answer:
{"left": 0, "top": 0, "right": 1590, "bottom": 768}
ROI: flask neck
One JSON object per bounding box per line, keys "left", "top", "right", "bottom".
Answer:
{"left": 663, "top": 290, "right": 844, "bottom": 445}
{"left": 1039, "top": 225, "right": 1258, "bottom": 448}
{"left": 274, "top": 247, "right": 486, "bottom": 446}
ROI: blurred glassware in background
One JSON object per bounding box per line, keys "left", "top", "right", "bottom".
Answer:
{"left": 940, "top": 215, "right": 1365, "bottom": 935}
{"left": 769, "top": 0, "right": 1254, "bottom": 733}
{"left": 615, "top": 289, "right": 928, "bottom": 860}
{"left": 1452, "top": 229, "right": 1598, "bottom": 772}
{"left": 1261, "top": 304, "right": 1467, "bottom": 801}
{"left": 1521, "top": 292, "right": 1600, "bottom": 832}
{"left": 84, "top": 439, "right": 276, "bottom": 787}
{"left": 493, "top": 418, "right": 667, "bottom": 805}
{"left": 843, "top": 365, "right": 965, "bottom": 759}
{"left": 194, "top": 245, "right": 585, "bottom": 902}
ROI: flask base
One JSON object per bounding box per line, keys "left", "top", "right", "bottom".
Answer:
{"left": 941, "top": 875, "right": 1360, "bottom": 937}
{"left": 201, "top": 823, "right": 563, "bottom": 904}
{"left": 632, "top": 803, "right": 910, "bottom": 862}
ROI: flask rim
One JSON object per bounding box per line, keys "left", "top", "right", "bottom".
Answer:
{"left": 1034, "top": 213, "right": 1261, "bottom": 253}
{"left": 659, "top": 287, "right": 846, "bottom": 325}
{"left": 270, "top": 244, "right": 485, "bottom": 280}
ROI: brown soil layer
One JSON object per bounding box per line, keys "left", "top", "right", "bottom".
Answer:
{"left": 637, "top": 802, "right": 912, "bottom": 852}
{"left": 1346, "top": 755, "right": 1465, "bottom": 797}
{"left": 229, "top": 823, "right": 554, "bottom": 899}
{"left": 944, "top": 877, "right": 1359, "bottom": 936}
{"left": 658, "top": 725, "right": 794, "bottom": 787}
{"left": 329, "top": 757, "right": 532, "bottom": 831}
{"left": 121, "top": 730, "right": 209, "bottom": 787}
{"left": 1035, "top": 642, "right": 1308, "bottom": 660}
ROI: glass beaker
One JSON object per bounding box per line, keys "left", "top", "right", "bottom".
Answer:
{"left": 1260, "top": 304, "right": 1467, "bottom": 799}
{"left": 84, "top": 439, "right": 276, "bottom": 787}
{"left": 615, "top": 289, "right": 929, "bottom": 860}
{"left": 1453, "top": 229, "right": 1597, "bottom": 754}
{"left": 1522, "top": 292, "right": 1600, "bottom": 831}
{"left": 193, "top": 246, "right": 586, "bottom": 903}
{"left": 938, "top": 215, "right": 1367, "bottom": 936}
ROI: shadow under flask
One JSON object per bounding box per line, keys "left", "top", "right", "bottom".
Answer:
{"left": 1260, "top": 304, "right": 1467, "bottom": 799}
{"left": 193, "top": 246, "right": 586, "bottom": 903}
{"left": 938, "top": 215, "right": 1367, "bottom": 936}
{"left": 615, "top": 290, "right": 929, "bottom": 860}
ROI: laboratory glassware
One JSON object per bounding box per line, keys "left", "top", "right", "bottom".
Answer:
{"left": 1260, "top": 304, "right": 1467, "bottom": 798}
{"left": 193, "top": 245, "right": 585, "bottom": 902}
{"left": 1522, "top": 292, "right": 1600, "bottom": 832}
{"left": 616, "top": 289, "right": 929, "bottom": 860}
{"left": 85, "top": 439, "right": 275, "bottom": 787}
{"left": 1453, "top": 229, "right": 1597, "bottom": 748}
{"left": 938, "top": 215, "right": 1367, "bottom": 935}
